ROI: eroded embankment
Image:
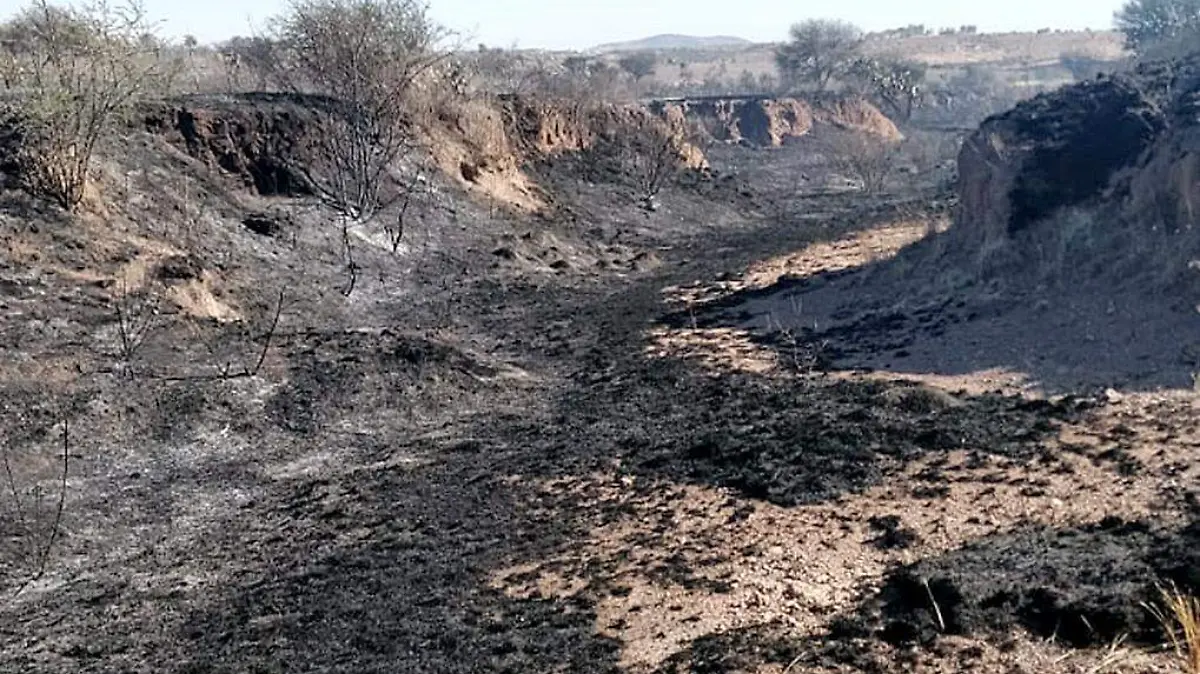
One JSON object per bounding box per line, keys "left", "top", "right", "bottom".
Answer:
{"left": 654, "top": 95, "right": 902, "bottom": 147}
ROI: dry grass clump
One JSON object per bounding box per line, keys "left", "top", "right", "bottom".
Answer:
{"left": 1148, "top": 585, "right": 1200, "bottom": 673}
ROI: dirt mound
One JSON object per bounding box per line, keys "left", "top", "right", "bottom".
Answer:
{"left": 954, "top": 54, "right": 1200, "bottom": 284}
{"left": 655, "top": 96, "right": 901, "bottom": 147}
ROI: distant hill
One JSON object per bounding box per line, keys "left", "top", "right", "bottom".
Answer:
{"left": 589, "top": 34, "right": 754, "bottom": 53}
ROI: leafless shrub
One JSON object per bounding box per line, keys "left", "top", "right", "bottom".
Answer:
{"left": 0, "top": 0, "right": 173, "bottom": 210}
{"left": 2, "top": 418, "right": 70, "bottom": 595}
{"left": 614, "top": 122, "right": 687, "bottom": 207}
{"left": 266, "top": 0, "right": 448, "bottom": 223}
{"left": 113, "top": 277, "right": 161, "bottom": 369}
{"left": 820, "top": 131, "right": 903, "bottom": 194}
{"left": 632, "top": 133, "right": 680, "bottom": 204}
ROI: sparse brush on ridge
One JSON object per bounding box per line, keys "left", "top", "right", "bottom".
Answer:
{"left": 0, "top": 0, "right": 174, "bottom": 211}
{"left": 265, "top": 0, "right": 449, "bottom": 224}
{"left": 1146, "top": 584, "right": 1200, "bottom": 673}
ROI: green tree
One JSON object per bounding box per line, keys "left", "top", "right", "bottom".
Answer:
{"left": 775, "top": 19, "right": 863, "bottom": 93}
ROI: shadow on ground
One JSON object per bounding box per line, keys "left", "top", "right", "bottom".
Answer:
{"left": 669, "top": 226, "right": 1200, "bottom": 393}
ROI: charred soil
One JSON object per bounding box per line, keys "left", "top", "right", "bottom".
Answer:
{"left": 0, "top": 89, "right": 1194, "bottom": 674}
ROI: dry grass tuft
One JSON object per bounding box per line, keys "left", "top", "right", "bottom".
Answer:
{"left": 1147, "top": 584, "right": 1200, "bottom": 673}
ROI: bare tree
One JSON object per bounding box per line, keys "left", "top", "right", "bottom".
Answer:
{"left": 820, "top": 131, "right": 902, "bottom": 195}
{"left": 775, "top": 19, "right": 863, "bottom": 93}
{"left": 621, "top": 123, "right": 686, "bottom": 208}
{"left": 267, "top": 0, "right": 447, "bottom": 223}
{"left": 0, "top": 0, "right": 172, "bottom": 210}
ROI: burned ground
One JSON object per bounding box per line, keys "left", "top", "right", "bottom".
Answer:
{"left": 0, "top": 81, "right": 1196, "bottom": 674}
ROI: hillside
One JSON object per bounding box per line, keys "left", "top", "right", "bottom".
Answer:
{"left": 590, "top": 33, "right": 753, "bottom": 53}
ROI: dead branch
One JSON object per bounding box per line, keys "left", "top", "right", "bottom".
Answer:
{"left": 154, "top": 288, "right": 287, "bottom": 382}
{"left": 10, "top": 419, "right": 70, "bottom": 597}
{"left": 386, "top": 172, "right": 422, "bottom": 254}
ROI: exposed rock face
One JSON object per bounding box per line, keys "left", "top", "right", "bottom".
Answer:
{"left": 144, "top": 94, "right": 322, "bottom": 197}
{"left": 653, "top": 96, "right": 901, "bottom": 147}
{"left": 422, "top": 94, "right": 708, "bottom": 210}
{"left": 956, "top": 80, "right": 1163, "bottom": 245}
{"left": 954, "top": 55, "right": 1200, "bottom": 259}
{"left": 497, "top": 95, "right": 706, "bottom": 168}
{"left": 142, "top": 93, "right": 707, "bottom": 213}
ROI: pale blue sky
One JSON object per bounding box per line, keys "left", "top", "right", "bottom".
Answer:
{"left": 0, "top": 0, "right": 1129, "bottom": 49}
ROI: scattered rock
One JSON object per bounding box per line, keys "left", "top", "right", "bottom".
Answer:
{"left": 867, "top": 515, "right": 921, "bottom": 550}
{"left": 155, "top": 255, "right": 203, "bottom": 283}
{"left": 243, "top": 213, "right": 286, "bottom": 237}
